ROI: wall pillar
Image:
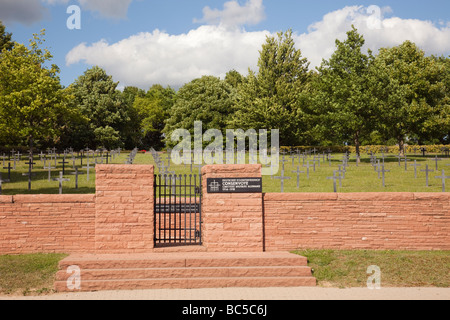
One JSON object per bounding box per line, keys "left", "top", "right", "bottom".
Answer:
{"left": 202, "top": 165, "right": 264, "bottom": 252}
{"left": 95, "top": 165, "right": 154, "bottom": 253}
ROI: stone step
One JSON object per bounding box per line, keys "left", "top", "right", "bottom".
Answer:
{"left": 58, "top": 252, "right": 309, "bottom": 270}
{"left": 55, "top": 276, "right": 317, "bottom": 292}
{"left": 56, "top": 266, "right": 313, "bottom": 281}
{"left": 55, "top": 252, "right": 316, "bottom": 292}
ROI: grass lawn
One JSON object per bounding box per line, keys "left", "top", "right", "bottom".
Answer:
{"left": 293, "top": 250, "right": 450, "bottom": 288}
{"left": 1, "top": 151, "right": 450, "bottom": 194}
{"left": 0, "top": 251, "right": 448, "bottom": 295}
{"left": 0, "top": 253, "right": 68, "bottom": 295}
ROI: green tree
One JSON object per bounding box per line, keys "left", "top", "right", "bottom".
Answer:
{"left": 371, "top": 42, "right": 449, "bottom": 151}
{"left": 313, "top": 26, "right": 376, "bottom": 157}
{"left": 163, "top": 76, "right": 235, "bottom": 147}
{"left": 231, "top": 30, "right": 311, "bottom": 146}
{"left": 69, "top": 67, "right": 131, "bottom": 150}
{"left": 0, "top": 30, "right": 75, "bottom": 150}
{"left": 121, "top": 86, "right": 145, "bottom": 149}
{"left": 224, "top": 70, "right": 244, "bottom": 89}
{"left": 133, "top": 84, "right": 175, "bottom": 150}
{"left": 0, "top": 21, "right": 14, "bottom": 53}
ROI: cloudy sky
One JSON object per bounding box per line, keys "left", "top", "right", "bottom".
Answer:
{"left": 2, "top": 0, "right": 449, "bottom": 89}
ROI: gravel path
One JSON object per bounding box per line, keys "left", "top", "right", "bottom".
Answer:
{"left": 1, "top": 287, "right": 449, "bottom": 300}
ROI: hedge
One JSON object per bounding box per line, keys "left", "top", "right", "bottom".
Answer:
{"left": 281, "top": 145, "right": 450, "bottom": 155}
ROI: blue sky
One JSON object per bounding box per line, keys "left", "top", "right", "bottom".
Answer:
{"left": 2, "top": 0, "right": 449, "bottom": 89}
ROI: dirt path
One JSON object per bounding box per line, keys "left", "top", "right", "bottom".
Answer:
{"left": 1, "top": 287, "right": 449, "bottom": 300}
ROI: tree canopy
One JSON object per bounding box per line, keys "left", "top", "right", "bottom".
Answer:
{"left": 0, "top": 30, "right": 75, "bottom": 149}
{"left": 0, "top": 23, "right": 448, "bottom": 151}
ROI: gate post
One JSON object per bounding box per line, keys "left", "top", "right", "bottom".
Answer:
{"left": 95, "top": 165, "right": 154, "bottom": 253}
{"left": 202, "top": 165, "right": 264, "bottom": 252}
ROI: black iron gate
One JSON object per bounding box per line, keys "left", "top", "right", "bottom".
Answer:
{"left": 154, "top": 174, "right": 202, "bottom": 246}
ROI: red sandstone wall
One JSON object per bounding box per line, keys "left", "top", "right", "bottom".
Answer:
{"left": 263, "top": 193, "right": 450, "bottom": 251}
{"left": 95, "top": 165, "right": 154, "bottom": 253}
{"left": 202, "top": 165, "right": 264, "bottom": 252}
{"left": 1, "top": 164, "right": 449, "bottom": 255}
{"left": 0, "top": 195, "right": 95, "bottom": 254}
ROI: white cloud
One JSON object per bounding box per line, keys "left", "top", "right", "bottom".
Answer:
{"left": 66, "top": 5, "right": 450, "bottom": 89}
{"left": 295, "top": 6, "right": 450, "bottom": 69}
{"left": 66, "top": 26, "right": 270, "bottom": 89}
{"left": 194, "top": 0, "right": 266, "bottom": 28}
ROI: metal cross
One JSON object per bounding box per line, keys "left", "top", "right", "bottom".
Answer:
{"left": 44, "top": 162, "right": 56, "bottom": 182}
{"left": 409, "top": 160, "right": 422, "bottom": 179}
{"left": 421, "top": 165, "right": 434, "bottom": 187}
{"left": 328, "top": 154, "right": 334, "bottom": 167}
{"left": 70, "top": 167, "right": 85, "bottom": 189}
{"left": 302, "top": 161, "right": 311, "bottom": 179}
{"left": 376, "top": 164, "right": 390, "bottom": 188}
{"left": 434, "top": 156, "right": 442, "bottom": 171}
{"left": 82, "top": 158, "right": 94, "bottom": 182}
{"left": 53, "top": 172, "right": 70, "bottom": 195}
{"left": 0, "top": 172, "right": 10, "bottom": 195}
{"left": 435, "top": 170, "right": 450, "bottom": 192}
{"left": 59, "top": 157, "right": 69, "bottom": 175}
{"left": 23, "top": 157, "right": 36, "bottom": 191}
{"left": 291, "top": 166, "right": 305, "bottom": 189}
{"left": 327, "top": 171, "right": 343, "bottom": 193}
{"left": 403, "top": 156, "right": 410, "bottom": 171}
{"left": 274, "top": 170, "right": 291, "bottom": 193}
{"left": 2, "top": 162, "right": 12, "bottom": 181}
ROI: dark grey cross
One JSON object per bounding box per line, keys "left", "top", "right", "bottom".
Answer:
{"left": 327, "top": 171, "right": 343, "bottom": 193}
{"left": 403, "top": 156, "right": 410, "bottom": 171}
{"left": 0, "top": 172, "right": 10, "bottom": 195}
{"left": 53, "top": 172, "right": 70, "bottom": 195}
{"left": 70, "top": 167, "right": 84, "bottom": 189}
{"left": 409, "top": 160, "right": 422, "bottom": 179}
{"left": 421, "top": 165, "right": 434, "bottom": 187}
{"left": 420, "top": 147, "right": 427, "bottom": 157}
{"left": 23, "top": 157, "right": 36, "bottom": 191}
{"left": 376, "top": 164, "right": 390, "bottom": 187}
{"left": 395, "top": 154, "right": 402, "bottom": 167}
{"left": 274, "top": 170, "right": 291, "bottom": 193}
{"left": 104, "top": 152, "right": 110, "bottom": 164}
{"left": 291, "top": 166, "right": 305, "bottom": 189}
{"left": 434, "top": 156, "right": 442, "bottom": 170}
{"left": 2, "top": 162, "right": 12, "bottom": 181}
{"left": 435, "top": 170, "right": 450, "bottom": 192}
{"left": 59, "top": 157, "right": 69, "bottom": 175}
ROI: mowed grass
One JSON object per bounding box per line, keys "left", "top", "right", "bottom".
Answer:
{"left": 293, "top": 250, "right": 450, "bottom": 288}
{"left": 0, "top": 251, "right": 447, "bottom": 295}
{"left": 0, "top": 253, "right": 68, "bottom": 295}
{"left": 0, "top": 151, "right": 449, "bottom": 194}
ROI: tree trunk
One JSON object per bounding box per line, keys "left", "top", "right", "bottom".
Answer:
{"left": 354, "top": 132, "right": 361, "bottom": 164}
{"left": 398, "top": 136, "right": 405, "bottom": 156}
